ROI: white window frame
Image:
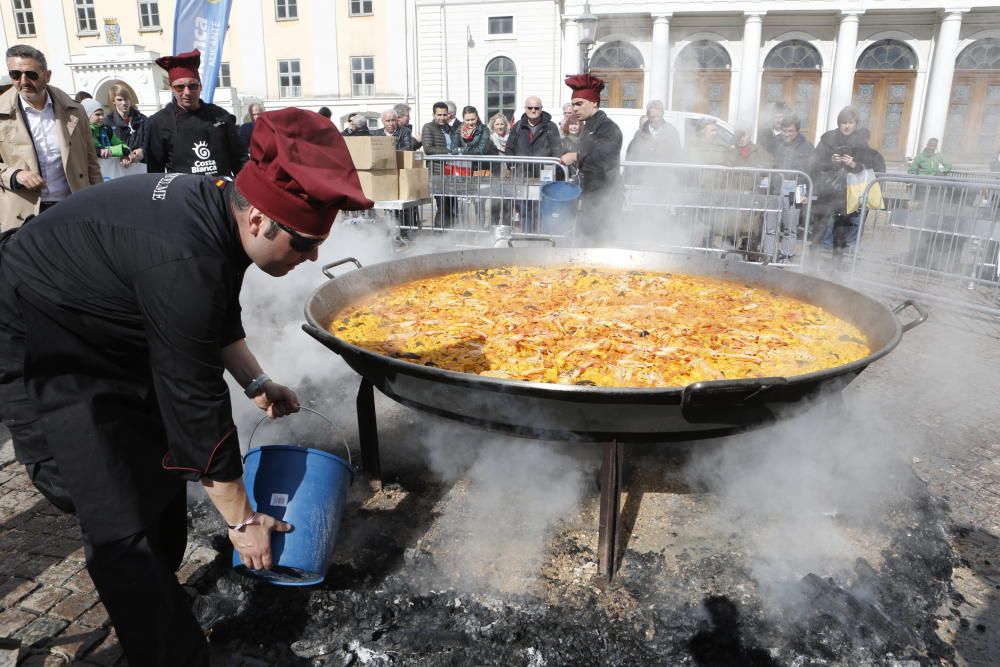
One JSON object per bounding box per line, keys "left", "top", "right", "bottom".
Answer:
{"left": 486, "top": 15, "right": 515, "bottom": 39}
{"left": 137, "top": 0, "right": 161, "bottom": 31}
{"left": 349, "top": 0, "right": 373, "bottom": 17}
{"left": 75, "top": 0, "right": 98, "bottom": 35}
{"left": 275, "top": 0, "right": 298, "bottom": 21}
{"left": 13, "top": 0, "right": 36, "bottom": 38}
{"left": 217, "top": 62, "right": 231, "bottom": 88}
{"left": 278, "top": 59, "right": 302, "bottom": 98}
{"left": 351, "top": 56, "right": 375, "bottom": 97}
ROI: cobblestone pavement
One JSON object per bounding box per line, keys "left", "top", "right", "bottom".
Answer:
{"left": 0, "top": 311, "right": 997, "bottom": 665}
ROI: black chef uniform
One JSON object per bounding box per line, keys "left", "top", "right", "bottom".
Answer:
{"left": 575, "top": 109, "right": 624, "bottom": 243}
{"left": 145, "top": 100, "right": 247, "bottom": 177}
{"left": 0, "top": 173, "right": 249, "bottom": 666}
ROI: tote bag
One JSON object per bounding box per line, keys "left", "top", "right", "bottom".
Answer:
{"left": 845, "top": 168, "right": 884, "bottom": 214}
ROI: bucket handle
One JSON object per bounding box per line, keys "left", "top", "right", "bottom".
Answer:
{"left": 247, "top": 406, "right": 353, "bottom": 468}
{"left": 321, "top": 257, "right": 364, "bottom": 280}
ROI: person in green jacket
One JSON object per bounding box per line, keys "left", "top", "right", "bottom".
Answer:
{"left": 908, "top": 138, "right": 951, "bottom": 176}
{"left": 82, "top": 98, "right": 130, "bottom": 160}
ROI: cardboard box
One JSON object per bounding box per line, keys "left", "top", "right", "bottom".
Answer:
{"left": 396, "top": 150, "right": 423, "bottom": 169}
{"left": 356, "top": 169, "right": 398, "bottom": 201}
{"left": 344, "top": 136, "right": 396, "bottom": 170}
{"left": 397, "top": 168, "right": 429, "bottom": 200}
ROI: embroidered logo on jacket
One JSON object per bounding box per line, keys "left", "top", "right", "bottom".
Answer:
{"left": 190, "top": 140, "right": 218, "bottom": 175}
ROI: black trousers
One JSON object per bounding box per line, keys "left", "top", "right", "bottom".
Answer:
{"left": 29, "top": 459, "right": 209, "bottom": 666}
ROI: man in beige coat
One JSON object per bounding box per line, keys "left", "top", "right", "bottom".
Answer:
{"left": 0, "top": 45, "right": 101, "bottom": 231}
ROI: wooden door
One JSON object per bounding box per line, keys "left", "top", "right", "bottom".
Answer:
{"left": 591, "top": 70, "right": 644, "bottom": 109}
{"left": 672, "top": 70, "right": 731, "bottom": 120}
{"left": 760, "top": 70, "right": 821, "bottom": 141}
{"left": 852, "top": 72, "right": 915, "bottom": 162}
{"left": 946, "top": 72, "right": 1000, "bottom": 159}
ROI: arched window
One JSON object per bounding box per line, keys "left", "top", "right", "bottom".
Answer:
{"left": 764, "top": 40, "right": 822, "bottom": 70}
{"left": 485, "top": 57, "right": 516, "bottom": 121}
{"left": 956, "top": 38, "right": 1000, "bottom": 70}
{"left": 590, "top": 41, "right": 643, "bottom": 69}
{"left": 591, "top": 41, "right": 644, "bottom": 108}
{"left": 675, "top": 40, "right": 732, "bottom": 71}
{"left": 856, "top": 39, "right": 917, "bottom": 70}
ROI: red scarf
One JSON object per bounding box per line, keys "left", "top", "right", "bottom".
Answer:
{"left": 461, "top": 124, "right": 477, "bottom": 141}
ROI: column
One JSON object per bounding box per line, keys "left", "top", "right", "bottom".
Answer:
{"left": 563, "top": 19, "right": 581, "bottom": 77}
{"left": 826, "top": 11, "right": 864, "bottom": 129}
{"left": 736, "top": 12, "right": 765, "bottom": 126}
{"left": 650, "top": 14, "right": 671, "bottom": 105}
{"left": 921, "top": 10, "right": 969, "bottom": 148}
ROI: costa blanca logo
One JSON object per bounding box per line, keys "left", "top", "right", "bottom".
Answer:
{"left": 193, "top": 141, "right": 211, "bottom": 160}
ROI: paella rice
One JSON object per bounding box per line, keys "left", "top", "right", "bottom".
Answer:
{"left": 329, "top": 266, "right": 871, "bottom": 388}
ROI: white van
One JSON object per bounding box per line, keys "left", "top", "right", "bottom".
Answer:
{"left": 603, "top": 108, "right": 735, "bottom": 160}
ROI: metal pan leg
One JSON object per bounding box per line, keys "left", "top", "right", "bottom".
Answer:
{"left": 356, "top": 379, "right": 383, "bottom": 490}
{"left": 598, "top": 440, "right": 624, "bottom": 580}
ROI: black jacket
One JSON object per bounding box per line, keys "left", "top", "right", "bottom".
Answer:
{"left": 504, "top": 111, "right": 563, "bottom": 159}
{"left": 145, "top": 101, "right": 246, "bottom": 176}
{"left": 625, "top": 120, "right": 681, "bottom": 185}
{"left": 421, "top": 121, "right": 454, "bottom": 156}
{"left": 0, "top": 174, "right": 248, "bottom": 543}
{"left": 810, "top": 129, "right": 881, "bottom": 215}
{"left": 577, "top": 110, "right": 623, "bottom": 196}
{"left": 104, "top": 106, "right": 149, "bottom": 154}
{"left": 771, "top": 133, "right": 814, "bottom": 174}
{"left": 372, "top": 124, "right": 416, "bottom": 151}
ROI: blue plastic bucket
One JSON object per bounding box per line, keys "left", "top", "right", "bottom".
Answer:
{"left": 539, "top": 181, "right": 582, "bottom": 236}
{"left": 232, "top": 410, "right": 355, "bottom": 586}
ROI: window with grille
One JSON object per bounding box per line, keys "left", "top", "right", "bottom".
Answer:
{"left": 276, "top": 0, "right": 297, "bottom": 20}
{"left": 75, "top": 0, "right": 97, "bottom": 33}
{"left": 764, "top": 40, "right": 822, "bottom": 70}
{"left": 278, "top": 60, "right": 301, "bottom": 98}
{"left": 217, "top": 63, "right": 231, "bottom": 88}
{"left": 485, "top": 57, "right": 516, "bottom": 121}
{"left": 487, "top": 16, "right": 513, "bottom": 35}
{"left": 350, "top": 0, "right": 373, "bottom": 16}
{"left": 138, "top": 0, "right": 160, "bottom": 29}
{"left": 856, "top": 40, "right": 917, "bottom": 70}
{"left": 13, "top": 0, "right": 35, "bottom": 37}
{"left": 956, "top": 39, "right": 1000, "bottom": 70}
{"left": 675, "top": 40, "right": 732, "bottom": 71}
{"left": 351, "top": 56, "right": 375, "bottom": 97}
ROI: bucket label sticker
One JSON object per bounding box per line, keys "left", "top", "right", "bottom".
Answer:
{"left": 270, "top": 493, "right": 289, "bottom": 508}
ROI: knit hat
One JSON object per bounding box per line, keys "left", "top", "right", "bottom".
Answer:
{"left": 235, "top": 108, "right": 373, "bottom": 236}
{"left": 155, "top": 49, "right": 201, "bottom": 82}
{"left": 81, "top": 98, "right": 104, "bottom": 119}
{"left": 565, "top": 74, "right": 605, "bottom": 104}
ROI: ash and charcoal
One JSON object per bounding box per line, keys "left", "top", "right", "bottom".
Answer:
{"left": 184, "top": 443, "right": 957, "bottom": 667}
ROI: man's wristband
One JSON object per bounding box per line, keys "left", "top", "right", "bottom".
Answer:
{"left": 244, "top": 373, "right": 270, "bottom": 398}
{"left": 226, "top": 512, "right": 259, "bottom": 532}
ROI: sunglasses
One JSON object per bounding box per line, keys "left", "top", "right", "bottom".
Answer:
{"left": 9, "top": 70, "right": 40, "bottom": 82}
{"left": 272, "top": 219, "right": 325, "bottom": 253}
{"left": 525, "top": 106, "right": 541, "bottom": 111}
{"left": 171, "top": 82, "right": 202, "bottom": 92}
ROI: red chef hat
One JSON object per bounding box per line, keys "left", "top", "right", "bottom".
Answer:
{"left": 155, "top": 49, "right": 201, "bottom": 82}
{"left": 235, "top": 107, "right": 374, "bottom": 236}
{"left": 565, "top": 74, "right": 605, "bottom": 104}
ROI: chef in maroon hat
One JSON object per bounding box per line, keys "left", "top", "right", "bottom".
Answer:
{"left": 0, "top": 108, "right": 372, "bottom": 666}
{"left": 145, "top": 48, "right": 247, "bottom": 177}
{"left": 561, "top": 73, "right": 623, "bottom": 244}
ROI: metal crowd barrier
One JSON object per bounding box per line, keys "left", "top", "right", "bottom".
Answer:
{"left": 621, "top": 162, "right": 813, "bottom": 267}
{"left": 848, "top": 175, "right": 1000, "bottom": 319}
{"left": 941, "top": 169, "right": 1000, "bottom": 184}
{"left": 420, "top": 155, "right": 571, "bottom": 244}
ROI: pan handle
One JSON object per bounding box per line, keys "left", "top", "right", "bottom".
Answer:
{"left": 504, "top": 235, "right": 557, "bottom": 247}
{"left": 892, "top": 300, "right": 928, "bottom": 333}
{"left": 681, "top": 376, "right": 788, "bottom": 425}
{"left": 720, "top": 249, "right": 772, "bottom": 266}
{"left": 322, "top": 257, "right": 364, "bottom": 280}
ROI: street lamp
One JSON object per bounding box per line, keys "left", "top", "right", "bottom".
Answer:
{"left": 576, "top": 1, "right": 598, "bottom": 74}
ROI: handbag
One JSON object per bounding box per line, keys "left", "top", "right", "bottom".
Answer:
{"left": 845, "top": 168, "right": 885, "bottom": 214}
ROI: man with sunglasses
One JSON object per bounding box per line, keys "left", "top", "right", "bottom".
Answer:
{"left": 145, "top": 49, "right": 246, "bottom": 177}
{"left": 504, "top": 96, "right": 562, "bottom": 230}
{"left": 0, "top": 108, "right": 372, "bottom": 666}
{"left": 0, "top": 45, "right": 102, "bottom": 231}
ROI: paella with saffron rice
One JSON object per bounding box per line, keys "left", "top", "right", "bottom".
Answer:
{"left": 329, "top": 266, "right": 870, "bottom": 388}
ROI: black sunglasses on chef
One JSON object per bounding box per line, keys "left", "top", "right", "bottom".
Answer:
{"left": 271, "top": 219, "right": 324, "bottom": 252}
{"left": 9, "top": 70, "right": 40, "bottom": 82}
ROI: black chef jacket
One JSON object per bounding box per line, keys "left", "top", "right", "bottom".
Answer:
{"left": 145, "top": 101, "right": 247, "bottom": 177}
{"left": 0, "top": 173, "right": 249, "bottom": 543}
{"left": 577, "top": 110, "right": 623, "bottom": 198}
